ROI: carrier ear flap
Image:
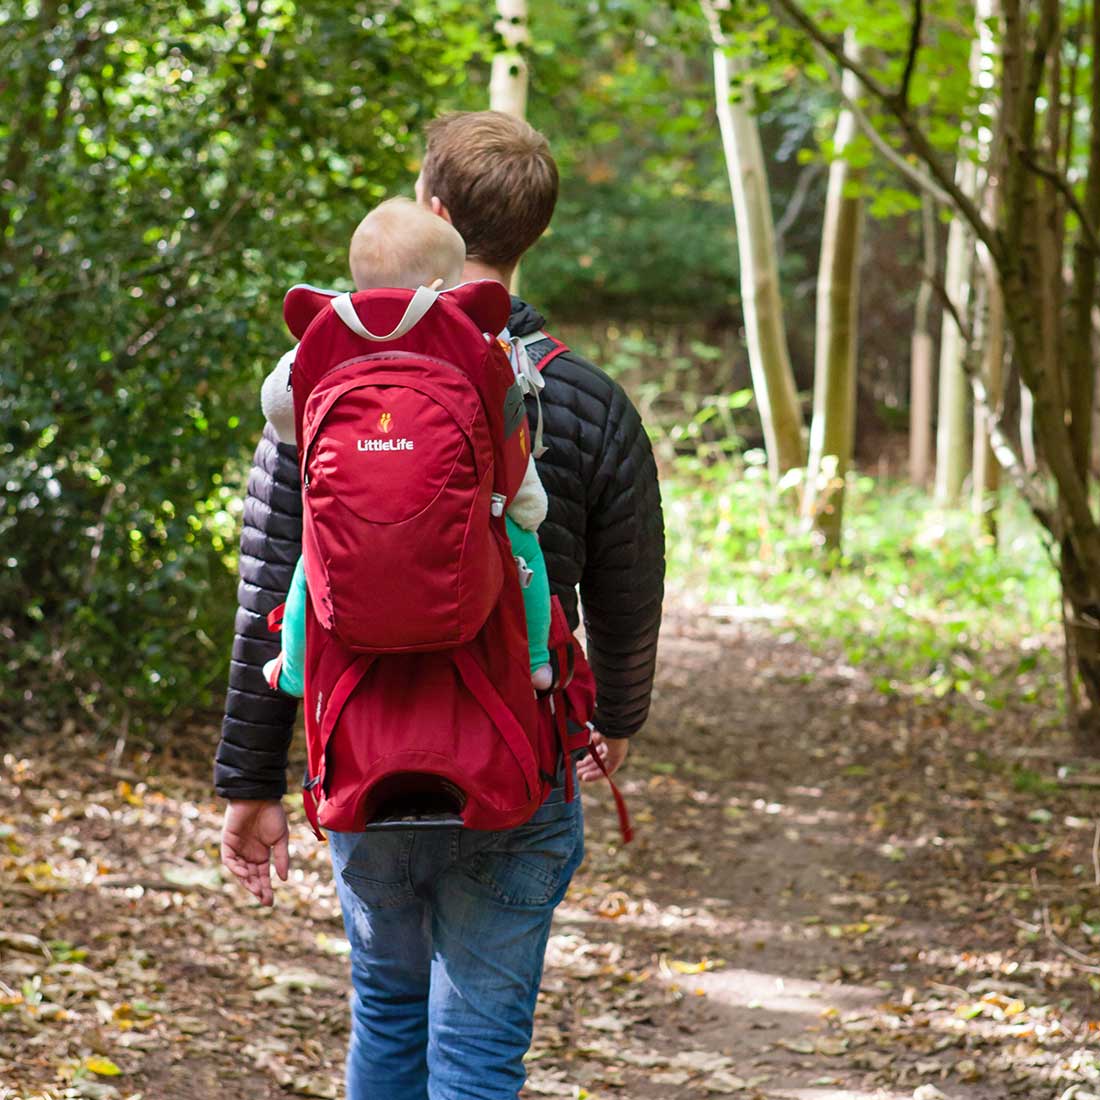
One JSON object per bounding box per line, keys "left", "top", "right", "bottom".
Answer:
{"left": 443, "top": 279, "right": 512, "bottom": 336}
{"left": 284, "top": 284, "right": 339, "bottom": 340}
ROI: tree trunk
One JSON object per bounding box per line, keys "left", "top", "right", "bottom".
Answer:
{"left": 1061, "top": 0, "right": 1100, "bottom": 747}
{"left": 909, "top": 195, "right": 936, "bottom": 486}
{"left": 489, "top": 0, "right": 528, "bottom": 294}
{"left": 761, "top": 0, "right": 1100, "bottom": 746}
{"left": 803, "top": 53, "right": 864, "bottom": 549}
{"left": 489, "top": 0, "right": 528, "bottom": 119}
{"left": 971, "top": 0, "right": 1004, "bottom": 537}
{"left": 704, "top": 1, "right": 805, "bottom": 480}
{"left": 1020, "top": 382, "right": 1038, "bottom": 471}
{"left": 971, "top": 268, "right": 1004, "bottom": 535}
{"left": 934, "top": 160, "right": 978, "bottom": 506}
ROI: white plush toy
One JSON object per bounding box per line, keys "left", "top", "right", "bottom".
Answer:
{"left": 260, "top": 347, "right": 298, "bottom": 445}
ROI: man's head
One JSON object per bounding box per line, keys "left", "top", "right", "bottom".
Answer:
{"left": 348, "top": 196, "right": 466, "bottom": 291}
{"left": 416, "top": 111, "right": 558, "bottom": 272}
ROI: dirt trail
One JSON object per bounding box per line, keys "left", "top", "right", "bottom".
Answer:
{"left": 3, "top": 611, "right": 1100, "bottom": 1100}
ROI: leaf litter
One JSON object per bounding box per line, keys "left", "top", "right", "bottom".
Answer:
{"left": 4, "top": 612, "right": 1100, "bottom": 1098}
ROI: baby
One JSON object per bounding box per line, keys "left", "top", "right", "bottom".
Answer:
{"left": 260, "top": 197, "right": 553, "bottom": 695}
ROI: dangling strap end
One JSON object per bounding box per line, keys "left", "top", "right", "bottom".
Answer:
{"left": 301, "top": 775, "right": 325, "bottom": 841}
{"left": 589, "top": 741, "right": 633, "bottom": 845}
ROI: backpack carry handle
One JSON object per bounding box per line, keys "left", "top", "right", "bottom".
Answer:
{"left": 332, "top": 285, "right": 440, "bottom": 342}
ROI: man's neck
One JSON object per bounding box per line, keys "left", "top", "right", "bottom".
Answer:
{"left": 462, "top": 258, "right": 516, "bottom": 292}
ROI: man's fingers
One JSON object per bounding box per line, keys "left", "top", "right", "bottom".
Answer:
{"left": 273, "top": 832, "right": 290, "bottom": 882}
{"left": 222, "top": 845, "right": 265, "bottom": 903}
{"left": 577, "top": 758, "right": 602, "bottom": 783}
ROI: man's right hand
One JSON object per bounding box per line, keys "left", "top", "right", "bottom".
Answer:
{"left": 577, "top": 731, "right": 629, "bottom": 783}
{"left": 221, "top": 799, "right": 290, "bottom": 907}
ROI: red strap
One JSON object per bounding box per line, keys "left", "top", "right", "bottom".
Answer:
{"left": 267, "top": 603, "right": 286, "bottom": 633}
{"left": 301, "top": 779, "right": 325, "bottom": 841}
{"left": 297, "top": 655, "right": 375, "bottom": 844}
{"left": 589, "top": 744, "right": 633, "bottom": 845}
{"left": 451, "top": 650, "right": 538, "bottom": 799}
{"left": 550, "top": 696, "right": 575, "bottom": 803}
{"left": 531, "top": 331, "right": 570, "bottom": 373}
{"left": 265, "top": 651, "right": 285, "bottom": 691}
{"left": 319, "top": 654, "right": 376, "bottom": 747}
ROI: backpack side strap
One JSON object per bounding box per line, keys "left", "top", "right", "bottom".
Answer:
{"left": 511, "top": 331, "right": 570, "bottom": 459}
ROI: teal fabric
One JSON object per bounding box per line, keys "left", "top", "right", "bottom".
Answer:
{"left": 505, "top": 515, "right": 550, "bottom": 670}
{"left": 277, "top": 555, "right": 308, "bottom": 697}
{"left": 276, "top": 522, "right": 552, "bottom": 694}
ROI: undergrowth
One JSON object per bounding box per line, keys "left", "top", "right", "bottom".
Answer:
{"left": 661, "top": 454, "right": 1061, "bottom": 716}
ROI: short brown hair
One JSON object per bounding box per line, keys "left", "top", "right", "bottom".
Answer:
{"left": 421, "top": 111, "right": 558, "bottom": 267}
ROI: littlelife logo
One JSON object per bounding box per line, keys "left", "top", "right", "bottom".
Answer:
{"left": 357, "top": 438, "right": 414, "bottom": 451}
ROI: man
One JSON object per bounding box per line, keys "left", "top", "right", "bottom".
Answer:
{"left": 215, "top": 111, "right": 664, "bottom": 1099}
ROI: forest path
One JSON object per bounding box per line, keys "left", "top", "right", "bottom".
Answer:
{"left": 3, "top": 610, "right": 1100, "bottom": 1100}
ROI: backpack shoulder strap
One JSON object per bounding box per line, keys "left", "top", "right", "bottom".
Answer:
{"left": 512, "top": 331, "right": 570, "bottom": 459}
{"left": 516, "top": 330, "right": 570, "bottom": 373}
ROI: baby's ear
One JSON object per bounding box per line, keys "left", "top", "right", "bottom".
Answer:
{"left": 284, "top": 284, "right": 338, "bottom": 340}
{"left": 443, "top": 279, "right": 512, "bottom": 336}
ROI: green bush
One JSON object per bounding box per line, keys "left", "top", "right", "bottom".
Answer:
{"left": 1, "top": 1, "right": 491, "bottom": 728}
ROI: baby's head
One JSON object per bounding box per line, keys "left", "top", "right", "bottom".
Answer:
{"left": 348, "top": 196, "right": 466, "bottom": 292}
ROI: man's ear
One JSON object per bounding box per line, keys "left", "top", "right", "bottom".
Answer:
{"left": 430, "top": 196, "right": 454, "bottom": 225}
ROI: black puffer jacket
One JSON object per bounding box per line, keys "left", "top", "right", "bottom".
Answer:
{"left": 214, "top": 299, "right": 665, "bottom": 800}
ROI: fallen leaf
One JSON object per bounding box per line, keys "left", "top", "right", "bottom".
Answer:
{"left": 585, "top": 1013, "right": 628, "bottom": 1033}
{"left": 83, "top": 1056, "right": 122, "bottom": 1077}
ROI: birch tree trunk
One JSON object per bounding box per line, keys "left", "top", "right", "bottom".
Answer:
{"left": 934, "top": 158, "right": 978, "bottom": 506}
{"left": 909, "top": 195, "right": 936, "bottom": 486}
{"left": 972, "top": 270, "right": 1005, "bottom": 534}
{"left": 970, "top": 0, "right": 1004, "bottom": 536}
{"left": 490, "top": 0, "right": 528, "bottom": 119}
{"left": 703, "top": 0, "right": 805, "bottom": 480}
{"left": 489, "top": 0, "right": 527, "bottom": 293}
{"left": 803, "top": 54, "right": 865, "bottom": 549}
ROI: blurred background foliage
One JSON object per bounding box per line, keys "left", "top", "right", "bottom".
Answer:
{"left": 1, "top": 0, "right": 1056, "bottom": 737}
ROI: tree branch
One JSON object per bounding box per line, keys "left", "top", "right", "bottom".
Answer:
{"left": 926, "top": 257, "right": 1055, "bottom": 535}
{"left": 815, "top": 48, "right": 955, "bottom": 206}
{"left": 1019, "top": 150, "right": 1100, "bottom": 257}
{"left": 774, "top": 161, "right": 823, "bottom": 254}
{"left": 768, "top": 0, "right": 1002, "bottom": 267}
{"left": 899, "top": 0, "right": 924, "bottom": 108}
{"left": 928, "top": 268, "right": 973, "bottom": 346}
{"left": 965, "top": 353, "right": 1059, "bottom": 541}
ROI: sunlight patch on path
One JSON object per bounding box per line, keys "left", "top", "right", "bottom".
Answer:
{"left": 770, "top": 1089, "right": 913, "bottom": 1100}
{"left": 684, "top": 966, "right": 880, "bottom": 1018}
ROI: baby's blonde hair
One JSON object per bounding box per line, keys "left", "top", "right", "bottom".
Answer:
{"left": 349, "top": 196, "right": 466, "bottom": 291}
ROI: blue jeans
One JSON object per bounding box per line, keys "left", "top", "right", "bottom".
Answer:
{"left": 328, "top": 785, "right": 584, "bottom": 1100}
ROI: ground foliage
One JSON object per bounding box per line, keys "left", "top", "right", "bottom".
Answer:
{"left": 4, "top": 611, "right": 1100, "bottom": 1099}
{"left": 663, "top": 465, "right": 1059, "bottom": 712}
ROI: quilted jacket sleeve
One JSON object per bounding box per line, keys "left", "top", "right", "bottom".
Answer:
{"left": 580, "top": 383, "right": 665, "bottom": 740}
{"left": 214, "top": 422, "right": 302, "bottom": 799}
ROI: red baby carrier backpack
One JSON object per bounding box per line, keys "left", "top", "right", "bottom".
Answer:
{"left": 277, "top": 280, "right": 613, "bottom": 837}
